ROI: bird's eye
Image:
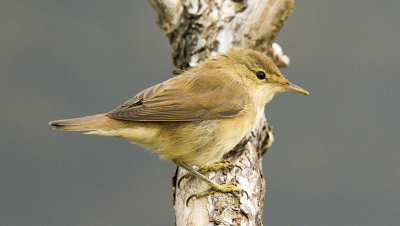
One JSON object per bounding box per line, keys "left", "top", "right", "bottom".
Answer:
{"left": 256, "top": 71, "right": 266, "bottom": 80}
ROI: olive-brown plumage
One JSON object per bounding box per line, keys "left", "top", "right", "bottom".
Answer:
{"left": 50, "top": 48, "right": 308, "bottom": 200}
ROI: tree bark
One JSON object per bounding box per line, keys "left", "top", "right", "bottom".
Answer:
{"left": 148, "top": 0, "right": 294, "bottom": 225}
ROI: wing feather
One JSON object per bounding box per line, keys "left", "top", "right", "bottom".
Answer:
{"left": 107, "top": 72, "right": 246, "bottom": 121}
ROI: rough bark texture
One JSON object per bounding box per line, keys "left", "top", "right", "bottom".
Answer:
{"left": 148, "top": 0, "right": 293, "bottom": 225}
{"left": 172, "top": 115, "right": 274, "bottom": 226}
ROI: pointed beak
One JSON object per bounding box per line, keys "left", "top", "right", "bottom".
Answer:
{"left": 282, "top": 82, "right": 309, "bottom": 95}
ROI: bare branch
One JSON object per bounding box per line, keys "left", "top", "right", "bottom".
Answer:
{"left": 149, "top": 0, "right": 294, "bottom": 224}
{"left": 268, "top": 43, "right": 290, "bottom": 68}
{"left": 148, "top": 0, "right": 182, "bottom": 34}
{"left": 150, "top": 0, "right": 293, "bottom": 70}
{"left": 241, "top": 0, "right": 294, "bottom": 52}
{"left": 173, "top": 114, "right": 273, "bottom": 225}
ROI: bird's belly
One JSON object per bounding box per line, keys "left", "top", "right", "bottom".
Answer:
{"left": 154, "top": 116, "right": 256, "bottom": 166}
{"left": 90, "top": 117, "right": 257, "bottom": 167}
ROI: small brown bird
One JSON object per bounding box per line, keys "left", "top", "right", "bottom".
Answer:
{"left": 49, "top": 47, "right": 308, "bottom": 203}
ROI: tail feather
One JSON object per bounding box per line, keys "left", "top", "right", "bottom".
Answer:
{"left": 49, "top": 114, "right": 109, "bottom": 131}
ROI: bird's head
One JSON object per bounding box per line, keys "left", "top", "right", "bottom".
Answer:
{"left": 217, "top": 47, "right": 309, "bottom": 106}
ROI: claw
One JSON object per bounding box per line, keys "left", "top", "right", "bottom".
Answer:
{"left": 244, "top": 190, "right": 249, "bottom": 199}
{"left": 186, "top": 194, "right": 197, "bottom": 206}
{"left": 177, "top": 160, "right": 241, "bottom": 189}
{"left": 177, "top": 162, "right": 247, "bottom": 207}
{"left": 177, "top": 176, "right": 184, "bottom": 189}
{"left": 234, "top": 164, "right": 242, "bottom": 172}
{"left": 177, "top": 172, "right": 192, "bottom": 188}
{"left": 185, "top": 181, "right": 247, "bottom": 206}
{"left": 232, "top": 189, "right": 249, "bottom": 199}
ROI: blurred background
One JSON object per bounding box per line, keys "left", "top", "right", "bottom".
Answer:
{"left": 1, "top": 0, "right": 399, "bottom": 225}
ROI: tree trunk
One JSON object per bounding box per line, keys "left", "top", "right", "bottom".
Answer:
{"left": 148, "top": 0, "right": 294, "bottom": 225}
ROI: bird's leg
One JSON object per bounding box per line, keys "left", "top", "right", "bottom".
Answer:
{"left": 177, "top": 162, "right": 247, "bottom": 206}
{"left": 177, "top": 160, "right": 239, "bottom": 188}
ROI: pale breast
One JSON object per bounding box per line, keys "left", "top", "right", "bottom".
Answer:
{"left": 157, "top": 112, "right": 257, "bottom": 166}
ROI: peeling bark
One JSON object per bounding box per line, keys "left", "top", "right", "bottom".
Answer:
{"left": 148, "top": 0, "right": 293, "bottom": 225}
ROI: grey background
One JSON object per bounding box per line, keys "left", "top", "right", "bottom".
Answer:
{"left": 1, "top": 0, "right": 399, "bottom": 225}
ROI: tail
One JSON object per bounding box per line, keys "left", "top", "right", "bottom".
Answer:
{"left": 49, "top": 114, "right": 110, "bottom": 131}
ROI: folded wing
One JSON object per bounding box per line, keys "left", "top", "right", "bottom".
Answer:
{"left": 107, "top": 72, "right": 246, "bottom": 121}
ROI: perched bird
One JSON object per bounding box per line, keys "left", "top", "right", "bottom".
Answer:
{"left": 49, "top": 47, "right": 308, "bottom": 203}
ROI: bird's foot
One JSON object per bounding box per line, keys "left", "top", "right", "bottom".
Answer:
{"left": 186, "top": 181, "right": 247, "bottom": 206}
{"left": 177, "top": 160, "right": 240, "bottom": 188}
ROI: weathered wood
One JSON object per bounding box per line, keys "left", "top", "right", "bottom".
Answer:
{"left": 148, "top": 0, "right": 293, "bottom": 225}
{"left": 172, "top": 114, "right": 273, "bottom": 225}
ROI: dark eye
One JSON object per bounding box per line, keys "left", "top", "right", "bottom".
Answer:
{"left": 256, "top": 71, "right": 266, "bottom": 80}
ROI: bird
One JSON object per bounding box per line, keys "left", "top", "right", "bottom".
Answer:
{"left": 49, "top": 47, "right": 308, "bottom": 204}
